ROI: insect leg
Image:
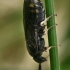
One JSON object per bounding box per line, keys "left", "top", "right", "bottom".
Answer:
{"left": 45, "top": 45, "right": 61, "bottom": 52}
{"left": 45, "top": 47, "right": 52, "bottom": 52}
{"left": 46, "top": 24, "right": 57, "bottom": 32}
{"left": 43, "top": 24, "right": 57, "bottom": 35}
{"left": 40, "top": 14, "right": 57, "bottom": 26}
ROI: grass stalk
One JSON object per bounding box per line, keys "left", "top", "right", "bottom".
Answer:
{"left": 44, "top": 0, "right": 60, "bottom": 70}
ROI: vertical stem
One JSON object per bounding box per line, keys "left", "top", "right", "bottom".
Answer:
{"left": 45, "top": 0, "right": 60, "bottom": 70}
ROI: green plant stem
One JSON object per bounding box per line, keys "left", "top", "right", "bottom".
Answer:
{"left": 45, "top": 0, "right": 60, "bottom": 70}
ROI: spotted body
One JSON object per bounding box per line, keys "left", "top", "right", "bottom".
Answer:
{"left": 23, "top": 0, "right": 47, "bottom": 70}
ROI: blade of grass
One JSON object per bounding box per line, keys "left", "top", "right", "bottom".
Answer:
{"left": 44, "top": 0, "right": 60, "bottom": 70}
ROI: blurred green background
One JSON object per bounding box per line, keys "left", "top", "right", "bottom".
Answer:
{"left": 0, "top": 0, "right": 70, "bottom": 70}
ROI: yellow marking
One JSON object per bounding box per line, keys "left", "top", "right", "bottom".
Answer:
{"left": 30, "top": 9, "right": 39, "bottom": 13}
{"left": 29, "top": 3, "right": 34, "bottom": 7}
{"left": 36, "top": 9, "right": 39, "bottom": 13}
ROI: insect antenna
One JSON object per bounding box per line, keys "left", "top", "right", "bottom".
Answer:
{"left": 38, "top": 63, "right": 42, "bottom": 70}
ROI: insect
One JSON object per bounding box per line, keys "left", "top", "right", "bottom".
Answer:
{"left": 23, "top": 0, "right": 57, "bottom": 70}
